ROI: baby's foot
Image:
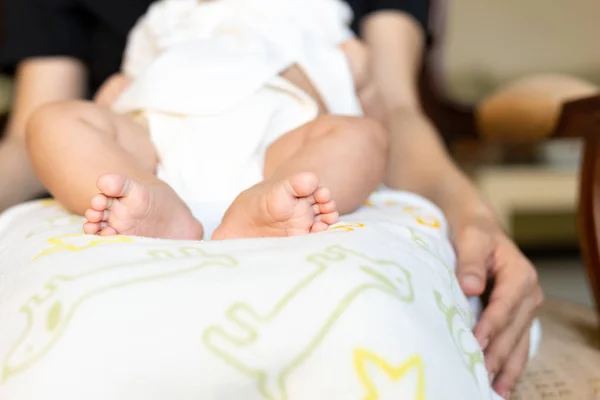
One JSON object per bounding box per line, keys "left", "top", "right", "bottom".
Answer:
{"left": 83, "top": 174, "right": 204, "bottom": 240}
{"left": 212, "top": 172, "right": 338, "bottom": 240}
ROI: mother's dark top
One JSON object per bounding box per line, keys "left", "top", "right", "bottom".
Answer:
{"left": 0, "top": 0, "right": 429, "bottom": 94}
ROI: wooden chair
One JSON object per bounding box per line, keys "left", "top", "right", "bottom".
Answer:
{"left": 421, "top": 0, "right": 600, "bottom": 316}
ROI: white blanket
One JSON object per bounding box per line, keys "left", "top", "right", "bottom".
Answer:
{"left": 0, "top": 190, "right": 528, "bottom": 399}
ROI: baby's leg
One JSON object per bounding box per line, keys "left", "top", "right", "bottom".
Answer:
{"left": 212, "top": 116, "right": 387, "bottom": 239}
{"left": 26, "top": 101, "right": 203, "bottom": 239}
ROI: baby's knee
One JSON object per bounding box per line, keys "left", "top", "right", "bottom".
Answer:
{"left": 354, "top": 117, "right": 389, "bottom": 150}
{"left": 27, "top": 100, "right": 115, "bottom": 148}
{"left": 26, "top": 100, "right": 86, "bottom": 143}
{"left": 326, "top": 115, "right": 389, "bottom": 152}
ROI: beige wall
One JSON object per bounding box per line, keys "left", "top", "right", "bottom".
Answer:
{"left": 442, "top": 0, "right": 600, "bottom": 104}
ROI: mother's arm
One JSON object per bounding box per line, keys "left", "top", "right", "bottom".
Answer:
{"left": 360, "top": 11, "right": 543, "bottom": 397}
{"left": 0, "top": 58, "right": 87, "bottom": 210}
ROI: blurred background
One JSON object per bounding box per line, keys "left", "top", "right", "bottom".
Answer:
{"left": 421, "top": 0, "right": 600, "bottom": 308}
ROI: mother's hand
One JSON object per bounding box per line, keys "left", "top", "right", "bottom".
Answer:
{"left": 453, "top": 216, "right": 544, "bottom": 398}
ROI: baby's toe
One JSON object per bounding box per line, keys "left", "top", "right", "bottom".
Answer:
{"left": 90, "top": 194, "right": 112, "bottom": 211}
{"left": 319, "top": 210, "right": 339, "bottom": 225}
{"left": 97, "top": 174, "right": 130, "bottom": 197}
{"left": 85, "top": 208, "right": 108, "bottom": 223}
{"left": 314, "top": 186, "right": 332, "bottom": 204}
{"left": 98, "top": 225, "right": 119, "bottom": 236}
{"left": 318, "top": 200, "right": 337, "bottom": 215}
{"left": 83, "top": 221, "right": 102, "bottom": 234}
{"left": 312, "top": 202, "right": 322, "bottom": 215}
{"left": 310, "top": 221, "right": 330, "bottom": 233}
{"left": 287, "top": 172, "right": 320, "bottom": 198}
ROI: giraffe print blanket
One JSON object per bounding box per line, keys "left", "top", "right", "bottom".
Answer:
{"left": 0, "top": 191, "right": 506, "bottom": 399}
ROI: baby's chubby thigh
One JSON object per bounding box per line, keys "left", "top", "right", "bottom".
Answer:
{"left": 26, "top": 100, "right": 158, "bottom": 213}
{"left": 27, "top": 101, "right": 156, "bottom": 169}
{"left": 109, "top": 110, "right": 158, "bottom": 174}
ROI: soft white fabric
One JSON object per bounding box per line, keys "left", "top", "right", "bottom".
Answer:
{"left": 149, "top": 76, "right": 318, "bottom": 228}
{"left": 0, "top": 190, "right": 538, "bottom": 399}
{"left": 117, "top": 0, "right": 359, "bottom": 115}
{"left": 113, "top": 0, "right": 362, "bottom": 214}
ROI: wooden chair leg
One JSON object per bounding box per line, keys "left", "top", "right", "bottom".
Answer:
{"left": 578, "top": 133, "right": 600, "bottom": 315}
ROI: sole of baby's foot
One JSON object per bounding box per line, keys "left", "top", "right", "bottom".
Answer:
{"left": 212, "top": 172, "right": 339, "bottom": 240}
{"left": 82, "top": 174, "right": 204, "bottom": 240}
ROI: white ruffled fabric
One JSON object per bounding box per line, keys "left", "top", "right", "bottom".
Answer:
{"left": 115, "top": 0, "right": 361, "bottom": 117}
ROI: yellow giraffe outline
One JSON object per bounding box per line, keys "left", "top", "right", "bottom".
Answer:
{"left": 32, "top": 233, "right": 135, "bottom": 261}
{"left": 39, "top": 199, "right": 58, "bottom": 207}
{"left": 328, "top": 223, "right": 365, "bottom": 232}
{"left": 354, "top": 349, "right": 426, "bottom": 400}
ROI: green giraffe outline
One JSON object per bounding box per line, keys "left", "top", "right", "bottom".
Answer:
{"left": 22, "top": 200, "right": 76, "bottom": 238}
{"left": 2, "top": 247, "right": 238, "bottom": 383}
{"left": 25, "top": 215, "right": 84, "bottom": 239}
{"left": 202, "top": 245, "right": 415, "bottom": 400}
{"left": 409, "top": 228, "right": 485, "bottom": 386}
{"left": 408, "top": 228, "right": 474, "bottom": 326}
{"left": 434, "top": 291, "right": 484, "bottom": 380}
{"left": 408, "top": 227, "right": 454, "bottom": 287}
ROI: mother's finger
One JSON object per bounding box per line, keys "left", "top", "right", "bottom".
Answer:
{"left": 472, "top": 261, "right": 532, "bottom": 349}
{"left": 454, "top": 226, "right": 495, "bottom": 296}
{"left": 484, "top": 293, "right": 537, "bottom": 378}
{"left": 493, "top": 329, "right": 531, "bottom": 399}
